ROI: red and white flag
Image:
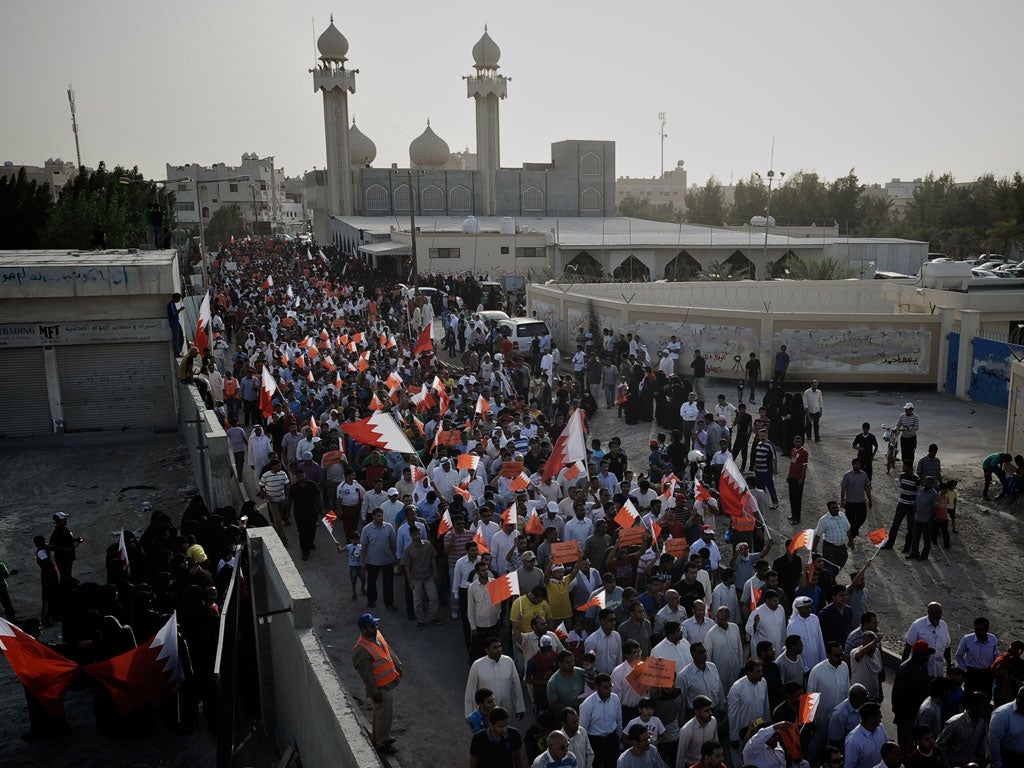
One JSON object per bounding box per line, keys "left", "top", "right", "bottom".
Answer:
{"left": 866, "top": 527, "right": 889, "bottom": 548}
{"left": 576, "top": 588, "right": 607, "bottom": 612}
{"left": 453, "top": 484, "right": 473, "bottom": 502}
{"left": 788, "top": 529, "right": 815, "bottom": 554}
{"left": 83, "top": 612, "right": 184, "bottom": 714}
{"left": 509, "top": 472, "right": 531, "bottom": 492}
{"left": 693, "top": 478, "right": 713, "bottom": 503}
{"left": 437, "top": 510, "right": 453, "bottom": 537}
{"left": 369, "top": 393, "right": 384, "bottom": 411}
{"left": 525, "top": 510, "right": 544, "bottom": 536}
{"left": 414, "top": 322, "right": 433, "bottom": 355}
{"left": 475, "top": 394, "right": 490, "bottom": 415}
{"left": 341, "top": 412, "right": 416, "bottom": 454}
{"left": 309, "top": 416, "right": 320, "bottom": 438}
{"left": 541, "top": 408, "right": 587, "bottom": 483}
{"left": 118, "top": 530, "right": 130, "bottom": 573}
{"left": 486, "top": 572, "right": 520, "bottom": 606}
{"left": 457, "top": 454, "right": 481, "bottom": 472}
{"left": 260, "top": 274, "right": 274, "bottom": 290}
{"left": 749, "top": 584, "right": 762, "bottom": 611}
{"left": 717, "top": 457, "right": 749, "bottom": 518}
{"left": 322, "top": 510, "right": 338, "bottom": 537}
{"left": 553, "top": 621, "right": 569, "bottom": 641}
{"left": 0, "top": 617, "right": 81, "bottom": 718}
{"left": 193, "top": 291, "right": 211, "bottom": 352}
{"left": 473, "top": 528, "right": 490, "bottom": 554}
{"left": 500, "top": 504, "right": 519, "bottom": 526}
{"left": 259, "top": 366, "right": 278, "bottom": 419}
{"left": 562, "top": 461, "right": 585, "bottom": 483}
{"left": 412, "top": 465, "right": 427, "bottom": 483}
{"left": 615, "top": 499, "right": 641, "bottom": 530}
{"left": 285, "top": 284, "right": 294, "bottom": 302}
{"left": 386, "top": 371, "right": 404, "bottom": 391}
{"left": 798, "top": 692, "right": 821, "bottom": 725}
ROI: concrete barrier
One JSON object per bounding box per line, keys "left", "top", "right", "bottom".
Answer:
{"left": 176, "top": 377, "right": 240, "bottom": 510}
{"left": 247, "top": 529, "right": 382, "bottom": 768}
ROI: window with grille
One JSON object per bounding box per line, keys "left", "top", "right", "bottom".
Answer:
{"left": 174, "top": 201, "right": 195, "bottom": 212}
{"left": 581, "top": 187, "right": 602, "bottom": 211}
{"left": 516, "top": 247, "right": 538, "bottom": 258}
{"left": 365, "top": 184, "right": 389, "bottom": 210}
{"left": 394, "top": 184, "right": 411, "bottom": 210}
{"left": 422, "top": 185, "right": 443, "bottom": 210}
{"left": 581, "top": 152, "right": 602, "bottom": 175}
{"left": 449, "top": 185, "right": 470, "bottom": 210}
{"left": 522, "top": 186, "right": 544, "bottom": 212}
{"left": 429, "top": 248, "right": 460, "bottom": 259}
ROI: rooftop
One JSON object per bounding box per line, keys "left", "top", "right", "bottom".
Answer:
{"left": 336, "top": 216, "right": 926, "bottom": 249}
{"left": 0, "top": 249, "right": 178, "bottom": 268}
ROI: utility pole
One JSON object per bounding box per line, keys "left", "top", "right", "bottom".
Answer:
{"left": 67, "top": 85, "right": 82, "bottom": 168}
{"left": 658, "top": 112, "right": 667, "bottom": 178}
{"left": 392, "top": 165, "right": 424, "bottom": 286}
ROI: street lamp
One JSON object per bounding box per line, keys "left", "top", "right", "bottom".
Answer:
{"left": 184, "top": 174, "right": 251, "bottom": 290}
{"left": 754, "top": 168, "right": 785, "bottom": 280}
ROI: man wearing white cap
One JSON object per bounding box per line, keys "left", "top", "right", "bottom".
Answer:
{"left": 895, "top": 403, "right": 919, "bottom": 467}
{"left": 696, "top": 525, "right": 721, "bottom": 571}
{"left": 787, "top": 596, "right": 827, "bottom": 672}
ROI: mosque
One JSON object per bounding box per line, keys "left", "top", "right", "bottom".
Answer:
{"left": 310, "top": 18, "right": 616, "bottom": 241}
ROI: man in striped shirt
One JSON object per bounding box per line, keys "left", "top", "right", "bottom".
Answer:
{"left": 880, "top": 461, "right": 918, "bottom": 553}
{"left": 895, "top": 403, "right": 919, "bottom": 466}
{"left": 259, "top": 459, "right": 290, "bottom": 544}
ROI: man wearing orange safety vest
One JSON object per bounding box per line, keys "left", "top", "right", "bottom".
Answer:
{"left": 352, "top": 613, "right": 404, "bottom": 755}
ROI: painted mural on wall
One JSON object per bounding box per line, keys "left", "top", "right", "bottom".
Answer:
{"left": 531, "top": 298, "right": 564, "bottom": 345}
{"left": 969, "top": 337, "right": 1023, "bottom": 409}
{"left": 566, "top": 305, "right": 622, "bottom": 349}
{"left": 774, "top": 326, "right": 932, "bottom": 374}
{"left": 637, "top": 320, "right": 759, "bottom": 378}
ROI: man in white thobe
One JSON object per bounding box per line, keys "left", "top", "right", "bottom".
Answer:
{"left": 650, "top": 621, "right": 692, "bottom": 672}
{"left": 705, "top": 607, "right": 745, "bottom": 695}
{"left": 727, "top": 660, "right": 770, "bottom": 744}
{"left": 464, "top": 637, "right": 526, "bottom": 718}
{"left": 806, "top": 642, "right": 851, "bottom": 764}
{"left": 787, "top": 595, "right": 827, "bottom": 672}
{"left": 745, "top": 590, "right": 786, "bottom": 660}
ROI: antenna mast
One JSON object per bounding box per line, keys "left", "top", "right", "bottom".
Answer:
{"left": 658, "top": 112, "right": 667, "bottom": 178}
{"left": 67, "top": 85, "right": 82, "bottom": 168}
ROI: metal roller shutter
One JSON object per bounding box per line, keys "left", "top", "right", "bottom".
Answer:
{"left": 57, "top": 343, "right": 176, "bottom": 432}
{"left": 0, "top": 348, "right": 52, "bottom": 437}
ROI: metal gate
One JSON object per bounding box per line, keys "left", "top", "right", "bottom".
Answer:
{"left": 0, "top": 347, "right": 52, "bottom": 437}
{"left": 57, "top": 343, "right": 176, "bottom": 432}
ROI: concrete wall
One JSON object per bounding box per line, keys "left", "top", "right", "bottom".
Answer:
{"left": 176, "top": 378, "right": 239, "bottom": 511}
{"left": 247, "top": 530, "right": 382, "bottom": 768}
{"left": 1007, "top": 360, "right": 1024, "bottom": 455}
{"left": 528, "top": 281, "right": 941, "bottom": 384}
{"left": 386, "top": 229, "right": 550, "bottom": 277}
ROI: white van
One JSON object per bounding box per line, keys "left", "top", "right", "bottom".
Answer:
{"left": 497, "top": 318, "right": 550, "bottom": 352}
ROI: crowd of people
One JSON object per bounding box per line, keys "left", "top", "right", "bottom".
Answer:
{"left": 11, "top": 497, "right": 244, "bottom": 742}
{"left": 156, "top": 236, "right": 1024, "bottom": 768}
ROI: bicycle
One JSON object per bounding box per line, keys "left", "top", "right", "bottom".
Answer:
{"left": 881, "top": 424, "right": 902, "bottom": 475}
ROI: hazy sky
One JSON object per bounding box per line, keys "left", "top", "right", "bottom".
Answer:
{"left": 2, "top": 1, "right": 1022, "bottom": 189}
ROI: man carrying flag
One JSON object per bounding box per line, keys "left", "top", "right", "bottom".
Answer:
{"left": 192, "top": 291, "right": 211, "bottom": 355}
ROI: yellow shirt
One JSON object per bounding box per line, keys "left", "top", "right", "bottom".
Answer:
{"left": 510, "top": 595, "right": 550, "bottom": 637}
{"left": 546, "top": 578, "right": 573, "bottom": 622}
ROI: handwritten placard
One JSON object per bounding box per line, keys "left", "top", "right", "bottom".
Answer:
{"left": 552, "top": 541, "right": 581, "bottom": 565}
{"left": 617, "top": 526, "right": 646, "bottom": 547}
{"left": 635, "top": 657, "right": 677, "bottom": 688}
{"left": 501, "top": 460, "right": 525, "bottom": 478}
{"left": 664, "top": 538, "right": 690, "bottom": 558}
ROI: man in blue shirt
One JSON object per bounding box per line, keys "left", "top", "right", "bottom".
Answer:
{"left": 467, "top": 688, "right": 495, "bottom": 733}
{"left": 990, "top": 685, "right": 1024, "bottom": 768}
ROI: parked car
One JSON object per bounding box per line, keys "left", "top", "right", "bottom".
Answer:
{"left": 496, "top": 317, "right": 550, "bottom": 353}
{"left": 475, "top": 310, "right": 511, "bottom": 323}
{"left": 971, "top": 268, "right": 1001, "bottom": 279}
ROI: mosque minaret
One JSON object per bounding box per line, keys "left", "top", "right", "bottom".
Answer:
{"left": 465, "top": 26, "right": 508, "bottom": 216}
{"left": 312, "top": 16, "right": 356, "bottom": 217}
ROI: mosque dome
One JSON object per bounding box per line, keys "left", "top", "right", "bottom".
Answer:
{"left": 472, "top": 27, "right": 500, "bottom": 69}
{"left": 348, "top": 119, "right": 376, "bottom": 165}
{"left": 317, "top": 17, "right": 349, "bottom": 61}
{"left": 409, "top": 122, "right": 450, "bottom": 168}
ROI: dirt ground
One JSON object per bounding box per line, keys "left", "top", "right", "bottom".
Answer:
{"left": 0, "top": 432, "right": 217, "bottom": 768}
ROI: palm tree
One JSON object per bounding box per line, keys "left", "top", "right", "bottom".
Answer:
{"left": 985, "top": 219, "right": 1024, "bottom": 257}
{"left": 785, "top": 255, "right": 855, "bottom": 280}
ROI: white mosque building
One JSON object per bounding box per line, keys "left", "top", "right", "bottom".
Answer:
{"left": 308, "top": 18, "right": 616, "bottom": 242}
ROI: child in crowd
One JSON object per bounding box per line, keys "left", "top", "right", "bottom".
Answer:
{"left": 344, "top": 532, "right": 365, "bottom": 600}
{"left": 625, "top": 697, "right": 666, "bottom": 746}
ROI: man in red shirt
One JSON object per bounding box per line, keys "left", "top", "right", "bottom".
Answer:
{"left": 689, "top": 740, "right": 727, "bottom": 768}
{"left": 787, "top": 436, "right": 809, "bottom": 524}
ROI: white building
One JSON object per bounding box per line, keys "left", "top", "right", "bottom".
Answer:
{"left": 0, "top": 158, "right": 80, "bottom": 201}
{"left": 616, "top": 162, "right": 688, "bottom": 211}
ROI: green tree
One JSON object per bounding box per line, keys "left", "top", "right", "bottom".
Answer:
{"left": 730, "top": 175, "right": 767, "bottom": 223}
{"left": 827, "top": 169, "right": 863, "bottom": 234}
{"left": 0, "top": 168, "right": 53, "bottom": 248}
{"left": 39, "top": 163, "right": 175, "bottom": 249}
{"left": 684, "top": 176, "right": 727, "bottom": 225}
{"left": 984, "top": 219, "right": 1024, "bottom": 256}
{"left": 854, "top": 195, "right": 894, "bottom": 236}
{"left": 769, "top": 171, "right": 830, "bottom": 226}
{"left": 784, "top": 255, "right": 855, "bottom": 280}
{"left": 616, "top": 195, "right": 683, "bottom": 223}
{"left": 204, "top": 204, "right": 246, "bottom": 247}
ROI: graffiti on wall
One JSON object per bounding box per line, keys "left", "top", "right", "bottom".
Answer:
{"left": 567, "top": 305, "right": 622, "bottom": 349}
{"left": 531, "top": 299, "right": 563, "bottom": 344}
{"left": 637, "top": 320, "right": 759, "bottom": 377}
{"left": 774, "top": 327, "right": 932, "bottom": 374}
{"left": 969, "top": 337, "right": 1023, "bottom": 409}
